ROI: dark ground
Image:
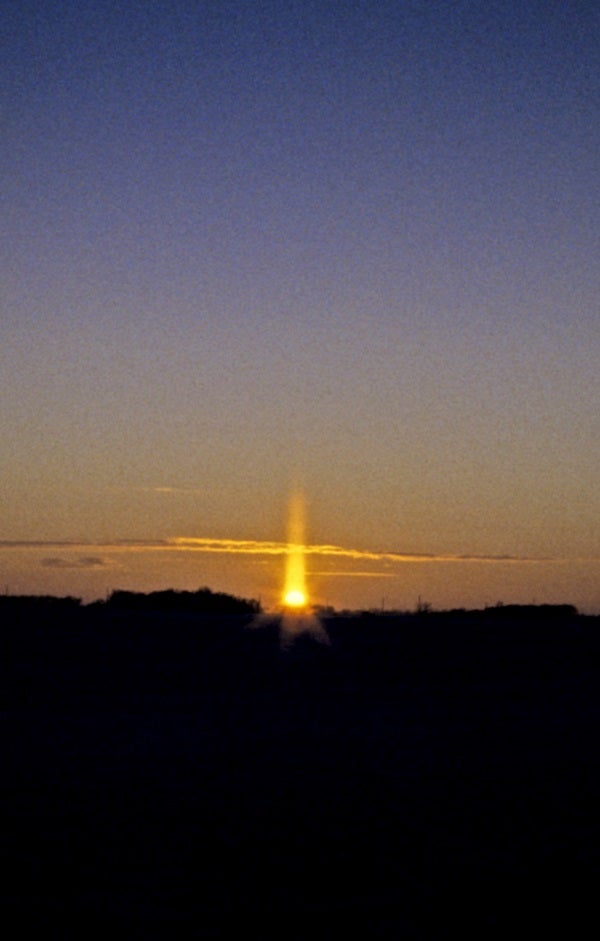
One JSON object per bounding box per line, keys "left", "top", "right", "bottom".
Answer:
{"left": 1, "top": 600, "right": 599, "bottom": 935}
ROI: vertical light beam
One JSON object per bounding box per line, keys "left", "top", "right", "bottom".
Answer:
{"left": 283, "top": 489, "right": 307, "bottom": 608}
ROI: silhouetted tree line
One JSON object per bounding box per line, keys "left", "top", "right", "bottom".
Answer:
{"left": 0, "top": 594, "right": 82, "bottom": 611}
{"left": 0, "top": 592, "right": 582, "bottom": 621}
{"left": 0, "top": 587, "right": 260, "bottom": 618}
{"left": 2, "top": 588, "right": 598, "bottom": 931}
{"left": 101, "top": 587, "right": 260, "bottom": 614}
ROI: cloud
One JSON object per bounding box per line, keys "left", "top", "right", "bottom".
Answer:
{"left": 1, "top": 538, "right": 595, "bottom": 565}
{"left": 40, "top": 556, "right": 113, "bottom": 569}
{"left": 309, "top": 571, "right": 399, "bottom": 578}
{"left": 106, "top": 486, "right": 205, "bottom": 495}
{"left": 0, "top": 540, "right": 169, "bottom": 550}
{"left": 169, "top": 537, "right": 287, "bottom": 555}
{"left": 167, "top": 537, "right": 557, "bottom": 565}
{"left": 0, "top": 540, "right": 77, "bottom": 548}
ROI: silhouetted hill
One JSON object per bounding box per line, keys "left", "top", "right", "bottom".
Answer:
{"left": 2, "top": 597, "right": 598, "bottom": 934}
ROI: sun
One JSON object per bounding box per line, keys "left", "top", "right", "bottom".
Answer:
{"left": 284, "top": 588, "right": 307, "bottom": 609}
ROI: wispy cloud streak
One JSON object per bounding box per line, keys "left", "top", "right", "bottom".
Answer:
{"left": 41, "top": 556, "right": 113, "bottom": 569}
{"left": 168, "top": 537, "right": 558, "bottom": 564}
{"left": 106, "top": 486, "right": 206, "bottom": 495}
{"left": 0, "top": 537, "right": 590, "bottom": 565}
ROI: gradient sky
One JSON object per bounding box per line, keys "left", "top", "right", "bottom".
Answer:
{"left": 2, "top": 0, "right": 599, "bottom": 611}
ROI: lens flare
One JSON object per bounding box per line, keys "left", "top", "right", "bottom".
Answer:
{"left": 283, "top": 490, "right": 308, "bottom": 609}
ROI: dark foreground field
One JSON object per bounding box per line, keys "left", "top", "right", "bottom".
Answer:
{"left": 2, "top": 600, "right": 599, "bottom": 934}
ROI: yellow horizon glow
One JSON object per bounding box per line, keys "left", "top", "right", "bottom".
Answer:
{"left": 283, "top": 490, "right": 308, "bottom": 609}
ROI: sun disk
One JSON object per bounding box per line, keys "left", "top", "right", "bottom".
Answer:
{"left": 284, "top": 588, "right": 307, "bottom": 608}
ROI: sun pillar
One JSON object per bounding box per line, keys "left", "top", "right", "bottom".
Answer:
{"left": 283, "top": 490, "right": 307, "bottom": 609}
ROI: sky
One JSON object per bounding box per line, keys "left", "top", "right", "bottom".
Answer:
{"left": 2, "top": 0, "right": 599, "bottom": 611}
